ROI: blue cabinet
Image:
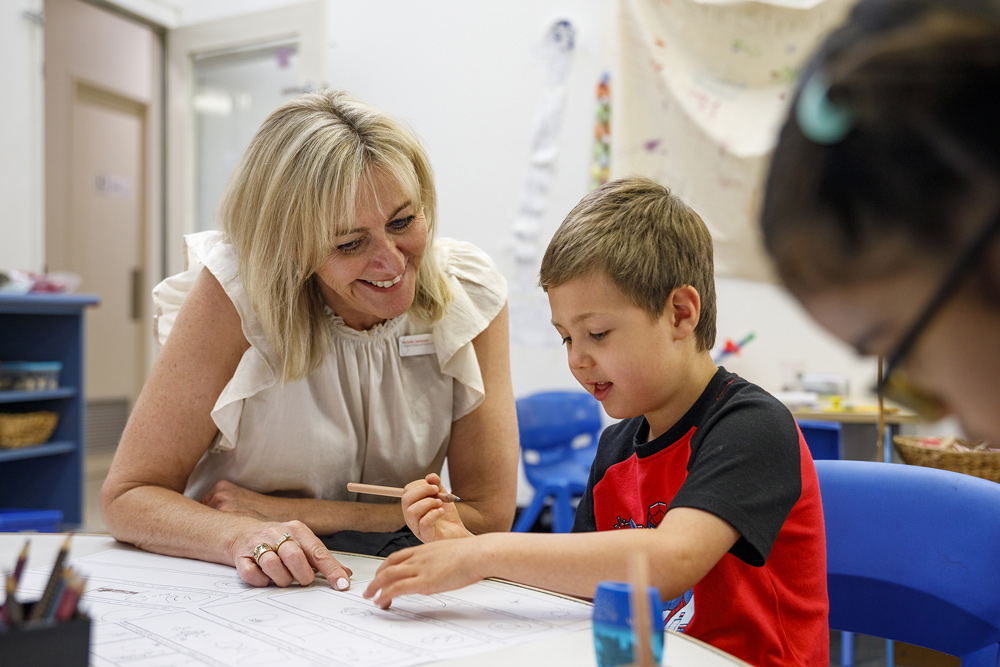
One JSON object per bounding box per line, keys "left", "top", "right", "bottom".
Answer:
{"left": 0, "top": 294, "right": 99, "bottom": 529}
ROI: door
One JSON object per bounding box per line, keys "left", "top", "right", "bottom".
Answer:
{"left": 44, "top": 0, "right": 162, "bottom": 453}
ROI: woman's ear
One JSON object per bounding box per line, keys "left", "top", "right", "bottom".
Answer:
{"left": 666, "top": 285, "right": 701, "bottom": 340}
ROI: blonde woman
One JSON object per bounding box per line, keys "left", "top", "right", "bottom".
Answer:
{"left": 101, "top": 90, "right": 519, "bottom": 589}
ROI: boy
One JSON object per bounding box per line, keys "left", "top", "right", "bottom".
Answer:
{"left": 364, "top": 177, "right": 828, "bottom": 666}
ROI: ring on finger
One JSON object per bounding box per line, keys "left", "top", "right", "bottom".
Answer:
{"left": 252, "top": 542, "right": 276, "bottom": 567}
{"left": 274, "top": 533, "right": 294, "bottom": 551}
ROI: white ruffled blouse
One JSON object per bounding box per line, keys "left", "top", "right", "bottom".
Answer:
{"left": 152, "top": 231, "right": 507, "bottom": 504}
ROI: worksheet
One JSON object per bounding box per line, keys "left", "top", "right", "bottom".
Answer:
{"left": 17, "top": 549, "right": 592, "bottom": 666}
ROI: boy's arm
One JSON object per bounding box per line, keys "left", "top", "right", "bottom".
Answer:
{"left": 364, "top": 506, "right": 739, "bottom": 607}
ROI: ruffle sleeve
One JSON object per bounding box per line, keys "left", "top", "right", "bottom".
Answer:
{"left": 151, "top": 230, "right": 278, "bottom": 452}
{"left": 431, "top": 238, "right": 509, "bottom": 421}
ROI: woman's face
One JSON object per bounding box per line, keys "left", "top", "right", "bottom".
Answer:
{"left": 315, "top": 173, "right": 427, "bottom": 331}
{"left": 800, "top": 268, "right": 1000, "bottom": 444}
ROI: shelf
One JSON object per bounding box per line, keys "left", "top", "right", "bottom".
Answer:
{"left": 0, "top": 388, "right": 77, "bottom": 404}
{"left": 0, "top": 440, "right": 77, "bottom": 463}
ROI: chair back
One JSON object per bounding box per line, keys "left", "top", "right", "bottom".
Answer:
{"left": 798, "top": 420, "right": 842, "bottom": 460}
{"left": 816, "top": 460, "right": 1000, "bottom": 665}
{"left": 516, "top": 390, "right": 603, "bottom": 474}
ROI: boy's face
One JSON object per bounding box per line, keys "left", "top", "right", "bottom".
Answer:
{"left": 547, "top": 272, "right": 685, "bottom": 430}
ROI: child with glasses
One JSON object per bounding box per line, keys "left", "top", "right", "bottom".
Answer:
{"left": 365, "top": 177, "right": 829, "bottom": 667}
{"left": 760, "top": 0, "right": 1000, "bottom": 443}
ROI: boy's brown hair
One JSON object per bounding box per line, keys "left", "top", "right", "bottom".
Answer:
{"left": 539, "top": 176, "right": 717, "bottom": 351}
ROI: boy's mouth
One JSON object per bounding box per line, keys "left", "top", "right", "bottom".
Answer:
{"left": 592, "top": 382, "right": 612, "bottom": 401}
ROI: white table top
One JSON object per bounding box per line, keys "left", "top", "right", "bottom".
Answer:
{"left": 0, "top": 533, "right": 749, "bottom": 667}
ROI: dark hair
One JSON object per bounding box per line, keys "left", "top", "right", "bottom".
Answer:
{"left": 760, "top": 0, "right": 1000, "bottom": 295}
{"left": 539, "top": 176, "right": 717, "bottom": 351}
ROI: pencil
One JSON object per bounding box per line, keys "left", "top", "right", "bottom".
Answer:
{"left": 347, "top": 482, "right": 460, "bottom": 503}
{"left": 5, "top": 574, "right": 23, "bottom": 626}
{"left": 12, "top": 539, "right": 29, "bottom": 585}
{"left": 28, "top": 533, "right": 71, "bottom": 622}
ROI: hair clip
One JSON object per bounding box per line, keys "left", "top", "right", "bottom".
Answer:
{"left": 795, "top": 71, "right": 854, "bottom": 145}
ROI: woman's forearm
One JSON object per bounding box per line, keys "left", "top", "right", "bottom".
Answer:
{"left": 253, "top": 495, "right": 409, "bottom": 535}
{"left": 103, "top": 484, "right": 266, "bottom": 566}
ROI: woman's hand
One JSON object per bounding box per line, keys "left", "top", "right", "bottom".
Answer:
{"left": 401, "top": 473, "right": 471, "bottom": 543}
{"left": 235, "top": 519, "right": 353, "bottom": 590}
{"left": 201, "top": 480, "right": 281, "bottom": 521}
{"left": 363, "top": 537, "right": 486, "bottom": 609}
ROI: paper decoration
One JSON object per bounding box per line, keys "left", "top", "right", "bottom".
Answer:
{"left": 510, "top": 19, "right": 577, "bottom": 346}
{"left": 609, "top": 0, "right": 854, "bottom": 282}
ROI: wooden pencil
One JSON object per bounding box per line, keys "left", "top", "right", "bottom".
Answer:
{"left": 347, "top": 482, "right": 460, "bottom": 503}
{"left": 27, "top": 533, "right": 71, "bottom": 621}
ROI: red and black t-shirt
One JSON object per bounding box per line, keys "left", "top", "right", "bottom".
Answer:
{"left": 573, "top": 368, "right": 828, "bottom": 667}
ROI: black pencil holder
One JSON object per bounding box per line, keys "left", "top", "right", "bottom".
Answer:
{"left": 0, "top": 601, "right": 90, "bottom": 667}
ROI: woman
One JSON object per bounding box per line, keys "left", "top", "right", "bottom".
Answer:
{"left": 101, "top": 90, "right": 519, "bottom": 589}
{"left": 760, "top": 0, "right": 1000, "bottom": 444}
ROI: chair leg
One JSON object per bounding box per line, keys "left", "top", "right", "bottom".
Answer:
{"left": 551, "top": 487, "right": 574, "bottom": 533}
{"left": 840, "top": 630, "right": 854, "bottom": 667}
{"left": 513, "top": 492, "right": 549, "bottom": 532}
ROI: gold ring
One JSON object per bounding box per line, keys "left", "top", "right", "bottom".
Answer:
{"left": 252, "top": 542, "right": 276, "bottom": 567}
{"left": 274, "top": 533, "right": 294, "bottom": 551}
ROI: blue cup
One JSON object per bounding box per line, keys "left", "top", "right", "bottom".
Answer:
{"left": 592, "top": 581, "right": 664, "bottom": 667}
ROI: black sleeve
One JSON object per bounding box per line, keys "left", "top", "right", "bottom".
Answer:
{"left": 670, "top": 389, "right": 802, "bottom": 566}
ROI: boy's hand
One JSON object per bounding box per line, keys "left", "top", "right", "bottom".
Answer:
{"left": 401, "top": 473, "right": 471, "bottom": 543}
{"left": 363, "top": 538, "right": 485, "bottom": 609}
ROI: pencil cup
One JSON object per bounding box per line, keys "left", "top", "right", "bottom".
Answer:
{"left": 0, "top": 601, "right": 91, "bottom": 667}
{"left": 592, "top": 581, "right": 664, "bottom": 667}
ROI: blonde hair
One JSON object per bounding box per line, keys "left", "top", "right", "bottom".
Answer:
{"left": 539, "top": 176, "right": 717, "bottom": 351}
{"left": 219, "top": 89, "right": 452, "bottom": 382}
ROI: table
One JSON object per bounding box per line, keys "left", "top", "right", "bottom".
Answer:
{"left": 0, "top": 533, "right": 750, "bottom": 667}
{"left": 793, "top": 408, "right": 919, "bottom": 462}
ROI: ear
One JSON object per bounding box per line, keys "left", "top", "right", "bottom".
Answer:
{"left": 665, "top": 285, "right": 701, "bottom": 341}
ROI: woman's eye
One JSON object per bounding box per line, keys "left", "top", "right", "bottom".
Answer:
{"left": 336, "top": 238, "right": 364, "bottom": 253}
{"left": 388, "top": 215, "right": 416, "bottom": 232}
{"left": 560, "top": 336, "right": 571, "bottom": 346}
{"left": 590, "top": 331, "right": 609, "bottom": 341}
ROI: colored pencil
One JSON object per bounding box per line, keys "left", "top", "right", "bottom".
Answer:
{"left": 347, "top": 482, "right": 460, "bottom": 503}
{"left": 12, "top": 539, "right": 29, "bottom": 585}
{"left": 27, "top": 533, "right": 71, "bottom": 621}
{"left": 54, "top": 570, "right": 84, "bottom": 622}
{"left": 5, "top": 574, "right": 23, "bottom": 625}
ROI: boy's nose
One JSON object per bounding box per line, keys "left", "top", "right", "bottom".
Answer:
{"left": 568, "top": 346, "right": 592, "bottom": 370}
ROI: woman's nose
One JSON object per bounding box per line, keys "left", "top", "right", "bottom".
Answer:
{"left": 370, "top": 234, "right": 405, "bottom": 274}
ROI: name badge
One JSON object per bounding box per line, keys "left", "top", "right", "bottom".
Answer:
{"left": 398, "top": 333, "right": 435, "bottom": 357}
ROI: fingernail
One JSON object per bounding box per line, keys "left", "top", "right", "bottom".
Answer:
{"left": 336, "top": 577, "right": 350, "bottom": 590}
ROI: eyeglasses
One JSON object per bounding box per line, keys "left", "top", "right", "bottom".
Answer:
{"left": 875, "top": 211, "right": 1000, "bottom": 421}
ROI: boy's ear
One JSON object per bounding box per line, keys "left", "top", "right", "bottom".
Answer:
{"left": 665, "top": 285, "right": 701, "bottom": 340}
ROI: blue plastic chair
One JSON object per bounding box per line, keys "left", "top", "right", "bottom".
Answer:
{"left": 815, "top": 460, "right": 1000, "bottom": 666}
{"left": 512, "top": 391, "right": 603, "bottom": 533}
{"left": 798, "top": 420, "right": 843, "bottom": 460}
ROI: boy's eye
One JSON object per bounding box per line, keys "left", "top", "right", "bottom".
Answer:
{"left": 388, "top": 215, "right": 416, "bottom": 232}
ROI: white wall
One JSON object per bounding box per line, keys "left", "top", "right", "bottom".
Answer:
{"left": 4, "top": 0, "right": 878, "bottom": 408}
{"left": 0, "top": 1, "right": 45, "bottom": 274}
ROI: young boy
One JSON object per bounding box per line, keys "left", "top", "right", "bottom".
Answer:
{"left": 364, "top": 177, "right": 828, "bottom": 667}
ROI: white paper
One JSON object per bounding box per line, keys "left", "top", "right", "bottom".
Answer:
{"left": 17, "top": 549, "right": 592, "bottom": 667}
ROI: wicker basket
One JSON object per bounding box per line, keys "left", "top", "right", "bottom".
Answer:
{"left": 0, "top": 411, "right": 59, "bottom": 448}
{"left": 893, "top": 435, "right": 1000, "bottom": 483}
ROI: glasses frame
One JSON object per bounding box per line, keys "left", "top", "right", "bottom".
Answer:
{"left": 875, "top": 211, "right": 1000, "bottom": 414}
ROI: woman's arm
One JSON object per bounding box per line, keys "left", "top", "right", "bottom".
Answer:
{"left": 440, "top": 303, "right": 520, "bottom": 535}
{"left": 100, "top": 268, "right": 353, "bottom": 587}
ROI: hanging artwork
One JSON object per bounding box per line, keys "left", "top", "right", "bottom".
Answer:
{"left": 509, "top": 19, "right": 577, "bottom": 346}
{"left": 609, "top": 0, "right": 854, "bottom": 281}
